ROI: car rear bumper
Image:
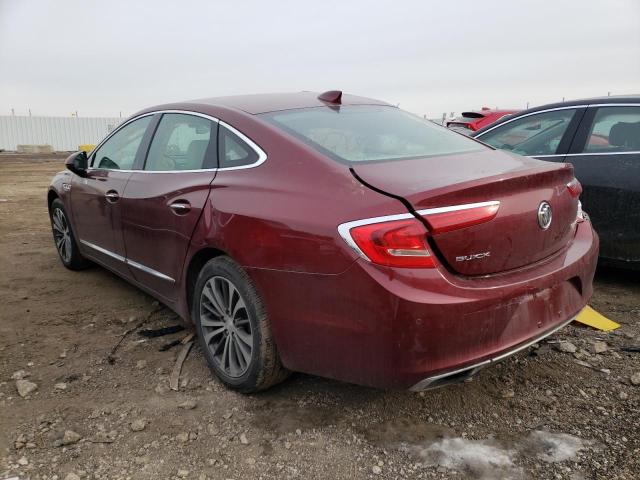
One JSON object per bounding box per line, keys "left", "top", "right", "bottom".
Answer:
{"left": 408, "top": 314, "right": 575, "bottom": 391}
{"left": 247, "top": 220, "right": 599, "bottom": 390}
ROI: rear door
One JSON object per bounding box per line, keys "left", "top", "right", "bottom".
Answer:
{"left": 564, "top": 104, "right": 640, "bottom": 262}
{"left": 120, "top": 112, "right": 219, "bottom": 300}
{"left": 70, "top": 115, "right": 153, "bottom": 276}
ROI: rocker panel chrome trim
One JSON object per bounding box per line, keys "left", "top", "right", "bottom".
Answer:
{"left": 79, "top": 239, "right": 175, "bottom": 282}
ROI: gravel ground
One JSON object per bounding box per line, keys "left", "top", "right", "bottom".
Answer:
{"left": 1, "top": 154, "right": 639, "bottom": 480}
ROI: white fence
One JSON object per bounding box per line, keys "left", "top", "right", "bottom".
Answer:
{"left": 0, "top": 116, "right": 124, "bottom": 152}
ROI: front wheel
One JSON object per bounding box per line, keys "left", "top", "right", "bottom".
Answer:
{"left": 49, "top": 199, "right": 91, "bottom": 270}
{"left": 193, "top": 256, "right": 289, "bottom": 393}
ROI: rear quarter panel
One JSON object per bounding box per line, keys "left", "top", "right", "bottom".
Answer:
{"left": 185, "top": 111, "right": 410, "bottom": 275}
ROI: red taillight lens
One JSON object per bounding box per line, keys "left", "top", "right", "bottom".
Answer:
{"left": 422, "top": 203, "right": 500, "bottom": 234}
{"left": 567, "top": 179, "right": 584, "bottom": 222}
{"left": 349, "top": 218, "right": 435, "bottom": 268}
{"left": 567, "top": 178, "right": 582, "bottom": 198}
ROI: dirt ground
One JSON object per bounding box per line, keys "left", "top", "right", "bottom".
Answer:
{"left": 1, "top": 154, "right": 639, "bottom": 480}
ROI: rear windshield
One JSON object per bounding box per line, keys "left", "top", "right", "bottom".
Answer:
{"left": 261, "top": 105, "right": 485, "bottom": 163}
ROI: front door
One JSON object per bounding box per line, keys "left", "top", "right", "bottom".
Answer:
{"left": 70, "top": 115, "right": 154, "bottom": 276}
{"left": 121, "top": 113, "right": 218, "bottom": 300}
{"left": 475, "top": 107, "right": 585, "bottom": 161}
{"left": 565, "top": 105, "right": 640, "bottom": 262}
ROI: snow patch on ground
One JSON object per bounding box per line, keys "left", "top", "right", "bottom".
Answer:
{"left": 402, "top": 430, "right": 590, "bottom": 479}
{"left": 406, "top": 437, "right": 522, "bottom": 480}
{"left": 524, "top": 430, "right": 590, "bottom": 463}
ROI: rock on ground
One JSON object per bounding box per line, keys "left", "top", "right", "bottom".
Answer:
{"left": 61, "top": 430, "right": 82, "bottom": 445}
{"left": 131, "top": 418, "right": 147, "bottom": 432}
{"left": 15, "top": 379, "right": 38, "bottom": 397}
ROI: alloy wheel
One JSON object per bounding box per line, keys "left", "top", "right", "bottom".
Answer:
{"left": 199, "top": 276, "right": 253, "bottom": 377}
{"left": 52, "top": 208, "right": 72, "bottom": 263}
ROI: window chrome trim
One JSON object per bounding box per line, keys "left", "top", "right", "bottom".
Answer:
{"left": 87, "top": 109, "right": 267, "bottom": 173}
{"left": 337, "top": 201, "right": 500, "bottom": 262}
{"left": 476, "top": 102, "right": 640, "bottom": 138}
{"left": 474, "top": 105, "right": 588, "bottom": 138}
{"left": 584, "top": 103, "right": 640, "bottom": 108}
{"left": 80, "top": 239, "right": 175, "bottom": 282}
{"left": 218, "top": 120, "right": 268, "bottom": 170}
{"left": 532, "top": 151, "right": 640, "bottom": 158}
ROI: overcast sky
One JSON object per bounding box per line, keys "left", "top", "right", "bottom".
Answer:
{"left": 1, "top": 0, "right": 638, "bottom": 119}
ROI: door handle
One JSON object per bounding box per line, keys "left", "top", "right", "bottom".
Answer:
{"left": 169, "top": 201, "right": 191, "bottom": 214}
{"left": 105, "top": 190, "right": 119, "bottom": 203}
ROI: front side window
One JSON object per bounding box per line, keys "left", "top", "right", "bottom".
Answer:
{"left": 479, "top": 109, "right": 577, "bottom": 156}
{"left": 583, "top": 106, "right": 640, "bottom": 153}
{"left": 145, "top": 114, "right": 215, "bottom": 171}
{"left": 92, "top": 116, "right": 152, "bottom": 169}
{"left": 261, "top": 105, "right": 483, "bottom": 164}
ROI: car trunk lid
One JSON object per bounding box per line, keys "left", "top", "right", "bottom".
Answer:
{"left": 352, "top": 150, "right": 579, "bottom": 275}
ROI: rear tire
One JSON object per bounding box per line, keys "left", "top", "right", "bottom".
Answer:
{"left": 193, "top": 256, "right": 289, "bottom": 393}
{"left": 49, "top": 199, "right": 91, "bottom": 270}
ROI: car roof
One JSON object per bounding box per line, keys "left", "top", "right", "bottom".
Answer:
{"left": 176, "top": 91, "right": 391, "bottom": 115}
{"left": 472, "top": 94, "right": 640, "bottom": 135}
{"left": 521, "top": 94, "right": 640, "bottom": 113}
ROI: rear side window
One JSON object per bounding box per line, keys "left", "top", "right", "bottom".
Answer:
{"left": 261, "top": 105, "right": 483, "bottom": 163}
{"left": 218, "top": 125, "right": 259, "bottom": 168}
{"left": 583, "top": 106, "right": 640, "bottom": 153}
{"left": 145, "top": 113, "right": 216, "bottom": 171}
{"left": 478, "top": 109, "right": 577, "bottom": 156}
{"left": 92, "top": 116, "right": 152, "bottom": 170}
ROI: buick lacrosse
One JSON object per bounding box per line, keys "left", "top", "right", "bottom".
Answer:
{"left": 48, "top": 90, "right": 598, "bottom": 392}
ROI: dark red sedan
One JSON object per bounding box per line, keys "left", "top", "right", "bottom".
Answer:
{"left": 48, "top": 91, "right": 598, "bottom": 392}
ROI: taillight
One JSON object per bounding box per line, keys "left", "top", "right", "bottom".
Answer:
{"left": 421, "top": 201, "right": 500, "bottom": 234}
{"left": 339, "top": 201, "right": 500, "bottom": 268}
{"left": 567, "top": 179, "right": 585, "bottom": 222}
{"left": 348, "top": 218, "right": 435, "bottom": 268}
{"left": 567, "top": 178, "right": 582, "bottom": 198}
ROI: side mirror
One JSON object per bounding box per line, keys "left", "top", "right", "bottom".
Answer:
{"left": 65, "top": 151, "right": 88, "bottom": 177}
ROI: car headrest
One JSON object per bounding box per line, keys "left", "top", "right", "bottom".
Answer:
{"left": 186, "top": 140, "right": 209, "bottom": 168}
{"left": 609, "top": 121, "right": 640, "bottom": 149}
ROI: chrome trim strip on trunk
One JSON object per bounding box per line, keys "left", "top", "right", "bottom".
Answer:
{"left": 416, "top": 200, "right": 500, "bottom": 216}
{"left": 337, "top": 201, "right": 500, "bottom": 262}
{"left": 79, "top": 239, "right": 175, "bottom": 282}
{"left": 409, "top": 314, "right": 577, "bottom": 391}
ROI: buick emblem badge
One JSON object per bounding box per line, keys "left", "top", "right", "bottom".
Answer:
{"left": 537, "top": 201, "right": 552, "bottom": 230}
